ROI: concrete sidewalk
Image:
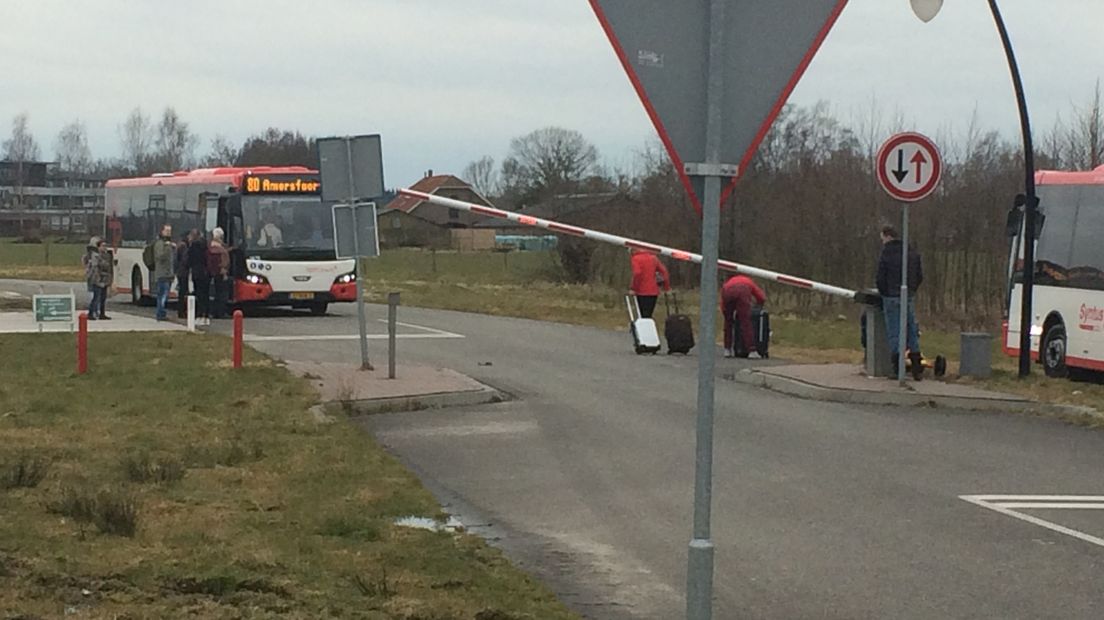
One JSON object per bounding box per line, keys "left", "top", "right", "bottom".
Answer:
{"left": 286, "top": 360, "right": 502, "bottom": 414}
{"left": 730, "top": 363, "right": 1042, "bottom": 412}
{"left": 0, "top": 310, "right": 187, "bottom": 334}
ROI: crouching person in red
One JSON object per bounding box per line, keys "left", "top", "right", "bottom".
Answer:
{"left": 721, "top": 274, "right": 766, "bottom": 358}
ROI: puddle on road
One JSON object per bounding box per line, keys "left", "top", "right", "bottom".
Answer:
{"left": 394, "top": 515, "right": 464, "bottom": 532}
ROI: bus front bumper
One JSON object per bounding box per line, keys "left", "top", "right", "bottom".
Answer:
{"left": 233, "top": 280, "right": 358, "bottom": 305}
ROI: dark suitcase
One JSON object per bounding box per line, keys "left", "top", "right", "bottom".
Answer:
{"left": 663, "top": 292, "right": 695, "bottom": 354}
{"left": 733, "top": 307, "right": 770, "bottom": 359}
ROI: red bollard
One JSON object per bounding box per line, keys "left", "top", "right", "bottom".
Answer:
{"left": 232, "top": 310, "right": 243, "bottom": 369}
{"left": 77, "top": 312, "right": 88, "bottom": 375}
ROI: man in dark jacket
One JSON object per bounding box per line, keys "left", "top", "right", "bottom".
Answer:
{"left": 876, "top": 225, "right": 924, "bottom": 380}
{"left": 188, "top": 229, "right": 210, "bottom": 325}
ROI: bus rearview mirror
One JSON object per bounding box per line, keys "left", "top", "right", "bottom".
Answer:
{"left": 1006, "top": 208, "right": 1023, "bottom": 238}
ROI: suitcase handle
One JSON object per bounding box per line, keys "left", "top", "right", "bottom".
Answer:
{"left": 664, "top": 291, "right": 681, "bottom": 315}
{"left": 625, "top": 294, "right": 642, "bottom": 322}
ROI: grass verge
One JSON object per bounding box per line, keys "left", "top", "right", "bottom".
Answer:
{"left": 0, "top": 238, "right": 86, "bottom": 281}
{"left": 0, "top": 332, "right": 578, "bottom": 618}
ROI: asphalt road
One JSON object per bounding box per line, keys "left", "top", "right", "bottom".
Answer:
{"left": 9, "top": 284, "right": 1104, "bottom": 619}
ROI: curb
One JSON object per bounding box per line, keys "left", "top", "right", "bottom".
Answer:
{"left": 325, "top": 386, "right": 505, "bottom": 416}
{"left": 726, "top": 368, "right": 1055, "bottom": 414}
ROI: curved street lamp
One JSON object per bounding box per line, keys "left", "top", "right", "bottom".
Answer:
{"left": 911, "top": 0, "right": 1038, "bottom": 378}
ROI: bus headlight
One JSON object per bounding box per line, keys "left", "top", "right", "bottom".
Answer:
{"left": 335, "top": 272, "right": 356, "bottom": 284}
{"left": 245, "top": 273, "right": 268, "bottom": 285}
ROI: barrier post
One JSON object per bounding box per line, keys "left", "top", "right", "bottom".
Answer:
{"left": 77, "top": 312, "right": 88, "bottom": 375}
{"left": 232, "top": 310, "right": 243, "bottom": 368}
{"left": 186, "top": 295, "right": 196, "bottom": 332}
{"left": 388, "top": 292, "right": 400, "bottom": 379}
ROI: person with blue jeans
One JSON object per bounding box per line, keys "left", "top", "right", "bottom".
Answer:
{"left": 152, "top": 224, "right": 175, "bottom": 321}
{"left": 877, "top": 225, "right": 924, "bottom": 380}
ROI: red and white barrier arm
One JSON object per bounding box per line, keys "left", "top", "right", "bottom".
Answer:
{"left": 398, "top": 189, "right": 869, "bottom": 303}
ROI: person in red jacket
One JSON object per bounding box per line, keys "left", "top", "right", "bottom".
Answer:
{"left": 629, "top": 249, "right": 670, "bottom": 318}
{"left": 721, "top": 274, "right": 767, "bottom": 358}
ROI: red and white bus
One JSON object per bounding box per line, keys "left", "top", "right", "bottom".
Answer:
{"left": 105, "top": 166, "right": 358, "bottom": 315}
{"left": 1006, "top": 165, "right": 1104, "bottom": 376}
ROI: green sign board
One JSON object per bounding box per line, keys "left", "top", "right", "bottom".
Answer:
{"left": 33, "top": 294, "right": 75, "bottom": 323}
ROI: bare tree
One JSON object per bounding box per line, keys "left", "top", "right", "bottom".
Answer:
{"left": 1064, "top": 80, "right": 1104, "bottom": 170}
{"left": 3, "top": 112, "right": 41, "bottom": 205}
{"left": 461, "top": 155, "right": 498, "bottom": 197}
{"left": 55, "top": 120, "right": 93, "bottom": 235}
{"left": 500, "top": 127, "right": 599, "bottom": 207}
{"left": 153, "top": 107, "right": 199, "bottom": 171}
{"left": 55, "top": 120, "right": 92, "bottom": 174}
{"left": 202, "top": 135, "right": 240, "bottom": 167}
{"left": 118, "top": 107, "right": 153, "bottom": 174}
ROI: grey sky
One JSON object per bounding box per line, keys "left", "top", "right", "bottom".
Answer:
{"left": 2, "top": 1, "right": 1101, "bottom": 187}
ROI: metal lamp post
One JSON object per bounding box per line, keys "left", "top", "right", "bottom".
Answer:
{"left": 911, "top": 0, "right": 1038, "bottom": 378}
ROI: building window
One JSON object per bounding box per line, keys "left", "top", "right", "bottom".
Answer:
{"left": 449, "top": 208, "right": 459, "bottom": 221}
{"left": 392, "top": 216, "right": 401, "bottom": 229}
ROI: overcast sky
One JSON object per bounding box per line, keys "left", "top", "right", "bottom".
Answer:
{"left": 2, "top": 1, "right": 1102, "bottom": 187}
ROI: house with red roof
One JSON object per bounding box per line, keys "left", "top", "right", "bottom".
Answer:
{"left": 378, "top": 171, "right": 497, "bottom": 250}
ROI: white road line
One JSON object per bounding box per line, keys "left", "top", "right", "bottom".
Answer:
{"left": 245, "top": 333, "right": 463, "bottom": 342}
{"left": 376, "top": 319, "right": 463, "bottom": 338}
{"left": 967, "top": 495, "right": 1104, "bottom": 502}
{"left": 960, "top": 494, "right": 1104, "bottom": 549}
{"left": 993, "top": 503, "right": 1104, "bottom": 510}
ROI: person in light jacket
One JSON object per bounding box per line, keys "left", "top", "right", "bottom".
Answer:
{"left": 88, "top": 238, "right": 113, "bottom": 320}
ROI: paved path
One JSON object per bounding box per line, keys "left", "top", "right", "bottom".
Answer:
{"left": 65, "top": 292, "right": 1104, "bottom": 619}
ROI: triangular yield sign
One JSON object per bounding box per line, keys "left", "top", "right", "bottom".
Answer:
{"left": 589, "top": 0, "right": 849, "bottom": 214}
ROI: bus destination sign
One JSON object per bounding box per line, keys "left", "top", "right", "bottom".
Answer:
{"left": 243, "top": 174, "right": 321, "bottom": 194}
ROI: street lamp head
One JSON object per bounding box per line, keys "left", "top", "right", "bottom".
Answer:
{"left": 910, "top": 0, "right": 943, "bottom": 22}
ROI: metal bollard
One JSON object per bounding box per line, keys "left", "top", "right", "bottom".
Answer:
{"left": 232, "top": 310, "right": 243, "bottom": 368}
{"left": 388, "top": 292, "right": 400, "bottom": 379}
{"left": 77, "top": 312, "right": 88, "bottom": 375}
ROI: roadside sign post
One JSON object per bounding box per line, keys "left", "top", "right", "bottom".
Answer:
{"left": 876, "top": 132, "right": 943, "bottom": 386}
{"left": 33, "top": 291, "right": 76, "bottom": 332}
{"left": 318, "top": 135, "right": 385, "bottom": 372}
{"left": 588, "top": 1, "right": 848, "bottom": 617}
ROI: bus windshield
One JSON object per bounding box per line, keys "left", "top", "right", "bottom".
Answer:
{"left": 241, "top": 196, "right": 335, "bottom": 260}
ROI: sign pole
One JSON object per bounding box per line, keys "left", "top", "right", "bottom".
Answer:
{"left": 898, "top": 203, "right": 909, "bottom": 385}
{"left": 687, "top": 1, "right": 725, "bottom": 618}
{"left": 346, "top": 137, "right": 372, "bottom": 371}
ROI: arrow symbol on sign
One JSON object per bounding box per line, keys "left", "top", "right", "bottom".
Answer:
{"left": 911, "top": 150, "right": 928, "bottom": 184}
{"left": 892, "top": 149, "right": 908, "bottom": 183}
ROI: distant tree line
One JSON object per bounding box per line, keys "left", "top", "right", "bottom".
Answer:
{"left": 463, "top": 84, "right": 1104, "bottom": 328}
{"left": 1, "top": 107, "right": 316, "bottom": 184}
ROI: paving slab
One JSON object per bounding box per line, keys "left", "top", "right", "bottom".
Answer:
{"left": 0, "top": 310, "right": 187, "bottom": 334}
{"left": 285, "top": 360, "right": 502, "bottom": 414}
{"left": 729, "top": 363, "right": 1042, "bottom": 412}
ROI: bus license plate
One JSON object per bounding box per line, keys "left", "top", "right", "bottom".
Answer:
{"left": 290, "top": 292, "right": 315, "bottom": 300}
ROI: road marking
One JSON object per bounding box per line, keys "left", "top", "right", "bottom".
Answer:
{"left": 376, "top": 319, "right": 462, "bottom": 338}
{"left": 960, "top": 494, "right": 1104, "bottom": 549}
{"left": 244, "top": 320, "right": 464, "bottom": 342}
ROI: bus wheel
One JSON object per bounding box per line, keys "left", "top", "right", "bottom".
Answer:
{"left": 1042, "top": 323, "right": 1069, "bottom": 379}
{"left": 131, "top": 269, "right": 143, "bottom": 305}
{"left": 309, "top": 302, "right": 328, "bottom": 316}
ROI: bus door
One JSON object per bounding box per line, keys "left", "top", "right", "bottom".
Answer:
{"left": 201, "top": 193, "right": 220, "bottom": 237}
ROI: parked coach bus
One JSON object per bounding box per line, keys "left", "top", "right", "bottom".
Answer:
{"left": 1006, "top": 165, "right": 1104, "bottom": 377}
{"left": 104, "top": 166, "right": 357, "bottom": 315}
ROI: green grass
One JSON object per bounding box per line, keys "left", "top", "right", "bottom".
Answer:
{"left": 0, "top": 332, "right": 578, "bottom": 618}
{"left": 0, "top": 237, "right": 86, "bottom": 281}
